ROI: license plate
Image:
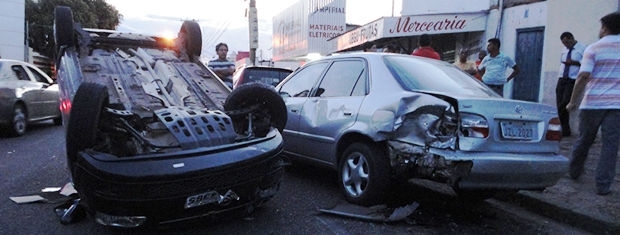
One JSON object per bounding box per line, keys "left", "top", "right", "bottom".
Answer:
{"left": 500, "top": 121, "right": 535, "bottom": 140}
{"left": 185, "top": 191, "right": 220, "bottom": 209}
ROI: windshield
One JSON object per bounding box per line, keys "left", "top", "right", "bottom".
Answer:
{"left": 383, "top": 55, "right": 499, "bottom": 97}
{"left": 244, "top": 68, "right": 292, "bottom": 86}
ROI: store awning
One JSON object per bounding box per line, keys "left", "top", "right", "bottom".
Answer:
{"left": 334, "top": 12, "right": 488, "bottom": 51}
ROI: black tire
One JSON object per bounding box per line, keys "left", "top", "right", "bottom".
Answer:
{"left": 223, "top": 82, "right": 287, "bottom": 137}
{"left": 53, "top": 117, "right": 62, "bottom": 126}
{"left": 339, "top": 142, "right": 391, "bottom": 206}
{"left": 54, "top": 6, "right": 75, "bottom": 49}
{"left": 9, "top": 104, "right": 27, "bottom": 137}
{"left": 65, "top": 83, "right": 108, "bottom": 163}
{"left": 179, "top": 20, "right": 202, "bottom": 59}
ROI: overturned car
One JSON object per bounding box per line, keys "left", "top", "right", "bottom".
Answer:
{"left": 276, "top": 53, "right": 569, "bottom": 206}
{"left": 54, "top": 6, "right": 286, "bottom": 227}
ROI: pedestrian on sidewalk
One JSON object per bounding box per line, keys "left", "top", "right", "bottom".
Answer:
{"left": 411, "top": 34, "right": 441, "bottom": 60}
{"left": 474, "top": 50, "right": 486, "bottom": 81}
{"left": 477, "top": 38, "right": 520, "bottom": 97}
{"left": 453, "top": 50, "right": 478, "bottom": 76}
{"left": 556, "top": 32, "right": 586, "bottom": 137}
{"left": 208, "top": 42, "right": 236, "bottom": 89}
{"left": 566, "top": 11, "right": 620, "bottom": 196}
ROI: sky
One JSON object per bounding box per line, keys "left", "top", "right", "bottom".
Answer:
{"left": 104, "top": 0, "right": 402, "bottom": 60}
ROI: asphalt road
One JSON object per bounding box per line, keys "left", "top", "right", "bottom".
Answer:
{"left": 0, "top": 121, "right": 583, "bottom": 234}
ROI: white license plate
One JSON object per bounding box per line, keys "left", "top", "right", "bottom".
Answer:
{"left": 185, "top": 190, "right": 220, "bottom": 209}
{"left": 500, "top": 121, "right": 535, "bottom": 140}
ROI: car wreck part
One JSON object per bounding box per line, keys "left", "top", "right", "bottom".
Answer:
{"left": 65, "top": 82, "right": 107, "bottom": 162}
{"left": 53, "top": 6, "right": 76, "bottom": 65}
{"left": 387, "top": 140, "right": 473, "bottom": 186}
{"left": 224, "top": 82, "right": 287, "bottom": 137}
{"left": 54, "top": 197, "right": 86, "bottom": 225}
{"left": 319, "top": 201, "right": 419, "bottom": 223}
{"left": 55, "top": 5, "right": 288, "bottom": 227}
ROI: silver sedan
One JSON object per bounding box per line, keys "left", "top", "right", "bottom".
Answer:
{"left": 276, "top": 52, "right": 569, "bottom": 206}
{"left": 0, "top": 59, "right": 60, "bottom": 136}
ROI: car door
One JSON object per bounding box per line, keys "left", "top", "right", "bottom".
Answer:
{"left": 25, "top": 65, "right": 59, "bottom": 118}
{"left": 296, "top": 59, "right": 368, "bottom": 164}
{"left": 279, "top": 62, "right": 329, "bottom": 158}
{"left": 11, "top": 64, "right": 45, "bottom": 118}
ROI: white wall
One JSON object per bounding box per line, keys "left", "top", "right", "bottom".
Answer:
{"left": 0, "top": 0, "right": 25, "bottom": 60}
{"left": 542, "top": 0, "right": 620, "bottom": 104}
{"left": 497, "top": 1, "right": 548, "bottom": 99}
{"left": 402, "top": 0, "right": 489, "bottom": 15}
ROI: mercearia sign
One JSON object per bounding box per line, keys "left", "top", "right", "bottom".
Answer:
{"left": 336, "top": 12, "right": 487, "bottom": 51}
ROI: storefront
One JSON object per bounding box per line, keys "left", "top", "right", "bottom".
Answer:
{"left": 333, "top": 12, "right": 488, "bottom": 62}
{"left": 272, "top": 0, "right": 346, "bottom": 62}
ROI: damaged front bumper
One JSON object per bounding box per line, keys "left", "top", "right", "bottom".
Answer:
{"left": 71, "top": 128, "right": 284, "bottom": 227}
{"left": 388, "top": 140, "right": 569, "bottom": 190}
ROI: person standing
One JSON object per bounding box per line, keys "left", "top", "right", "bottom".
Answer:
{"left": 363, "top": 42, "right": 377, "bottom": 52}
{"left": 474, "top": 50, "right": 487, "bottom": 81}
{"left": 411, "top": 34, "right": 440, "bottom": 60}
{"left": 477, "top": 38, "right": 520, "bottom": 96}
{"left": 453, "top": 50, "right": 477, "bottom": 76}
{"left": 208, "top": 42, "right": 235, "bottom": 89}
{"left": 566, "top": 12, "right": 620, "bottom": 196}
{"left": 556, "top": 32, "right": 586, "bottom": 137}
{"left": 383, "top": 43, "right": 399, "bottom": 53}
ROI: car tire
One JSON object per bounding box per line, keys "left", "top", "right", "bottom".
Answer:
{"left": 339, "top": 142, "right": 391, "bottom": 206}
{"left": 53, "top": 117, "right": 62, "bottom": 126}
{"left": 66, "top": 83, "right": 108, "bottom": 163}
{"left": 178, "top": 20, "right": 202, "bottom": 59}
{"left": 54, "top": 6, "right": 75, "bottom": 49}
{"left": 9, "top": 104, "right": 27, "bottom": 137}
{"left": 224, "top": 82, "right": 287, "bottom": 137}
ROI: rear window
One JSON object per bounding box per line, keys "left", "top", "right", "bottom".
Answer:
{"left": 383, "top": 55, "right": 498, "bottom": 97}
{"left": 244, "top": 68, "right": 292, "bottom": 86}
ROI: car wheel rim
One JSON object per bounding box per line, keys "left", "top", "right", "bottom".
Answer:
{"left": 342, "top": 152, "right": 369, "bottom": 197}
{"left": 13, "top": 108, "right": 26, "bottom": 134}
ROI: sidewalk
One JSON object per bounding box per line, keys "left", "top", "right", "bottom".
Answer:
{"left": 497, "top": 135, "right": 620, "bottom": 234}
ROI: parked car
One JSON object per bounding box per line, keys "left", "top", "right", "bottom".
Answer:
{"left": 0, "top": 59, "right": 61, "bottom": 136}
{"left": 53, "top": 6, "right": 287, "bottom": 227}
{"left": 275, "top": 52, "right": 569, "bottom": 206}
{"left": 232, "top": 65, "right": 293, "bottom": 89}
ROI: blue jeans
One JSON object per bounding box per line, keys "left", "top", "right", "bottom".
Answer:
{"left": 570, "top": 109, "right": 620, "bottom": 192}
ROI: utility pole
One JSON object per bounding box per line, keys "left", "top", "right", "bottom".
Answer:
{"left": 248, "top": 0, "right": 258, "bottom": 65}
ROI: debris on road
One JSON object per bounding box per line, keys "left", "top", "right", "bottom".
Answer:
{"left": 319, "top": 201, "right": 419, "bottom": 222}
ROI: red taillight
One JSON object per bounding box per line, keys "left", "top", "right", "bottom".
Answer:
{"left": 460, "top": 113, "right": 489, "bottom": 138}
{"left": 60, "top": 98, "right": 72, "bottom": 114}
{"left": 546, "top": 117, "right": 562, "bottom": 141}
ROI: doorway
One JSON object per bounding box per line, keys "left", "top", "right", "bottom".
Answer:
{"left": 513, "top": 27, "right": 544, "bottom": 102}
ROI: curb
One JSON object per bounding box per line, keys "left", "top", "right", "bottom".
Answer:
{"left": 496, "top": 190, "right": 620, "bottom": 234}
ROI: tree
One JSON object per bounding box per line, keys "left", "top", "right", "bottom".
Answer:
{"left": 26, "top": 0, "right": 122, "bottom": 59}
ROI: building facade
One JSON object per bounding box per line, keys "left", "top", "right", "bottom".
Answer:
{"left": 0, "top": 0, "right": 25, "bottom": 60}
{"left": 272, "top": 0, "right": 620, "bottom": 107}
